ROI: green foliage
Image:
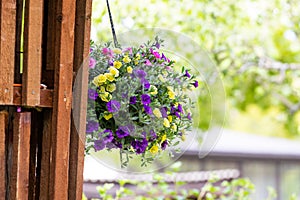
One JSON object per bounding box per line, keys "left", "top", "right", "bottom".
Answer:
{"left": 92, "top": 0, "right": 300, "bottom": 137}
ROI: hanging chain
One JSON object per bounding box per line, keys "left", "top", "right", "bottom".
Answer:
{"left": 106, "top": 0, "right": 119, "bottom": 47}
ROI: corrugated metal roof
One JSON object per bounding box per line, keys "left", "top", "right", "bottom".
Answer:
{"left": 187, "top": 129, "right": 300, "bottom": 160}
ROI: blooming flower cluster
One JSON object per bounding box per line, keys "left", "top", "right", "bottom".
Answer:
{"left": 86, "top": 38, "right": 199, "bottom": 167}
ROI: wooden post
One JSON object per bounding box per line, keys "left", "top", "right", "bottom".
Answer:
{"left": 39, "top": 110, "right": 52, "bottom": 200}
{"left": 68, "top": 0, "right": 92, "bottom": 199}
{"left": 22, "top": 0, "right": 43, "bottom": 106}
{"left": 0, "top": 0, "right": 17, "bottom": 105}
{"left": 49, "top": 0, "right": 76, "bottom": 199}
{"left": 9, "top": 112, "right": 31, "bottom": 200}
{"left": 0, "top": 111, "right": 8, "bottom": 198}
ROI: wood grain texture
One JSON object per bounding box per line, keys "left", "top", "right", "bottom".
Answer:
{"left": 49, "top": 0, "right": 76, "bottom": 199}
{"left": 0, "top": 0, "right": 16, "bottom": 104}
{"left": 68, "top": 0, "right": 92, "bottom": 199}
{"left": 13, "top": 86, "right": 53, "bottom": 108}
{"left": 10, "top": 112, "right": 31, "bottom": 200}
{"left": 22, "top": 0, "right": 43, "bottom": 106}
{"left": 39, "top": 110, "right": 52, "bottom": 200}
{"left": 0, "top": 111, "right": 8, "bottom": 198}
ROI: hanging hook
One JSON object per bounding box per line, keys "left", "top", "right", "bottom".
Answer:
{"left": 106, "top": 0, "right": 119, "bottom": 47}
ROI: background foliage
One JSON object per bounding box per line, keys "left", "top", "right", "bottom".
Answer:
{"left": 91, "top": 0, "right": 300, "bottom": 137}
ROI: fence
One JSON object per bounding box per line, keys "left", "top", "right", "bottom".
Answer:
{"left": 0, "top": 0, "right": 92, "bottom": 199}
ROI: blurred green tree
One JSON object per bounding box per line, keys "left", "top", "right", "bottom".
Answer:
{"left": 91, "top": 0, "right": 300, "bottom": 137}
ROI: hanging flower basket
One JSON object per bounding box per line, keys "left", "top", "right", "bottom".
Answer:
{"left": 85, "top": 37, "right": 199, "bottom": 167}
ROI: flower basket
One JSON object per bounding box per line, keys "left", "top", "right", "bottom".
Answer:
{"left": 85, "top": 37, "right": 199, "bottom": 167}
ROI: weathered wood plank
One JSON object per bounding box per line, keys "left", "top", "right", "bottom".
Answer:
{"left": 10, "top": 112, "right": 31, "bottom": 200}
{"left": 0, "top": 0, "right": 17, "bottom": 104}
{"left": 68, "top": 0, "right": 92, "bottom": 199}
{"left": 45, "top": 0, "right": 55, "bottom": 71}
{"left": 22, "top": 0, "right": 43, "bottom": 106}
{"left": 49, "top": 0, "right": 76, "bottom": 199}
{"left": 39, "top": 110, "right": 52, "bottom": 200}
{"left": 0, "top": 111, "right": 8, "bottom": 198}
{"left": 13, "top": 86, "right": 53, "bottom": 108}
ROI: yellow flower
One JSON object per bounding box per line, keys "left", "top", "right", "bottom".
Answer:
{"left": 163, "top": 118, "right": 170, "bottom": 127}
{"left": 123, "top": 55, "right": 131, "bottom": 63}
{"left": 99, "top": 86, "right": 106, "bottom": 92}
{"left": 161, "top": 134, "right": 167, "bottom": 142}
{"left": 113, "top": 48, "right": 122, "bottom": 54}
{"left": 153, "top": 108, "right": 162, "bottom": 118}
{"left": 100, "top": 92, "right": 111, "bottom": 102}
{"left": 92, "top": 74, "right": 107, "bottom": 86}
{"left": 168, "top": 90, "right": 176, "bottom": 100}
{"left": 181, "top": 134, "right": 186, "bottom": 141}
{"left": 168, "top": 115, "right": 172, "bottom": 123}
{"left": 158, "top": 74, "right": 166, "bottom": 82}
{"left": 174, "top": 102, "right": 179, "bottom": 107}
{"left": 149, "top": 85, "right": 158, "bottom": 95}
{"left": 134, "top": 59, "right": 139, "bottom": 65}
{"left": 127, "top": 66, "right": 133, "bottom": 73}
{"left": 150, "top": 145, "right": 159, "bottom": 154}
{"left": 105, "top": 73, "right": 115, "bottom": 82}
{"left": 135, "top": 53, "right": 140, "bottom": 60}
{"left": 113, "top": 61, "right": 122, "bottom": 69}
{"left": 106, "top": 83, "right": 116, "bottom": 93}
{"left": 109, "top": 67, "right": 119, "bottom": 77}
{"left": 171, "top": 124, "right": 177, "bottom": 131}
{"left": 104, "top": 113, "right": 113, "bottom": 120}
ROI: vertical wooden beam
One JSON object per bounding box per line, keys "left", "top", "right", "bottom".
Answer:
{"left": 22, "top": 0, "right": 43, "bottom": 106}
{"left": 39, "top": 110, "right": 52, "bottom": 200}
{"left": 68, "top": 0, "right": 92, "bottom": 199}
{"left": 0, "top": 0, "right": 16, "bottom": 105}
{"left": 10, "top": 112, "right": 31, "bottom": 200}
{"left": 0, "top": 111, "right": 8, "bottom": 198}
{"left": 49, "top": 0, "right": 76, "bottom": 199}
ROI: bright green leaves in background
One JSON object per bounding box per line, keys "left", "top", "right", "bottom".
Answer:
{"left": 91, "top": 0, "right": 300, "bottom": 137}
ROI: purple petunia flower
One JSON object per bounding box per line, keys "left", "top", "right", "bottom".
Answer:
{"left": 88, "top": 89, "right": 98, "bottom": 100}
{"left": 106, "top": 139, "right": 123, "bottom": 149}
{"left": 141, "top": 94, "right": 151, "bottom": 105}
{"left": 155, "top": 41, "right": 160, "bottom": 49}
{"left": 145, "top": 59, "right": 152, "bottom": 66}
{"left": 185, "top": 70, "right": 191, "bottom": 78}
{"left": 131, "top": 138, "right": 148, "bottom": 154}
{"left": 161, "top": 140, "right": 168, "bottom": 150}
{"left": 99, "top": 129, "right": 113, "bottom": 143}
{"left": 193, "top": 81, "right": 199, "bottom": 88}
{"left": 107, "top": 100, "right": 121, "bottom": 113}
{"left": 116, "top": 126, "right": 130, "bottom": 138}
{"left": 149, "top": 129, "right": 157, "bottom": 142}
{"left": 143, "top": 105, "right": 153, "bottom": 115}
{"left": 175, "top": 111, "right": 181, "bottom": 119}
{"left": 108, "top": 60, "right": 114, "bottom": 66}
{"left": 102, "top": 48, "right": 113, "bottom": 57}
{"left": 130, "top": 96, "right": 137, "bottom": 104}
{"left": 123, "top": 47, "right": 132, "bottom": 54}
{"left": 133, "top": 69, "right": 147, "bottom": 79}
{"left": 94, "top": 139, "right": 106, "bottom": 151}
{"left": 86, "top": 120, "right": 99, "bottom": 133}
{"left": 89, "top": 57, "right": 96, "bottom": 69}
{"left": 171, "top": 105, "right": 176, "bottom": 114}
{"left": 152, "top": 51, "right": 161, "bottom": 59}
{"left": 187, "top": 113, "right": 192, "bottom": 120}
{"left": 178, "top": 104, "right": 183, "bottom": 113}
{"left": 160, "top": 107, "right": 168, "bottom": 118}
{"left": 141, "top": 79, "right": 150, "bottom": 89}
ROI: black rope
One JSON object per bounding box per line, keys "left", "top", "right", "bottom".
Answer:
{"left": 106, "top": 0, "right": 119, "bottom": 47}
